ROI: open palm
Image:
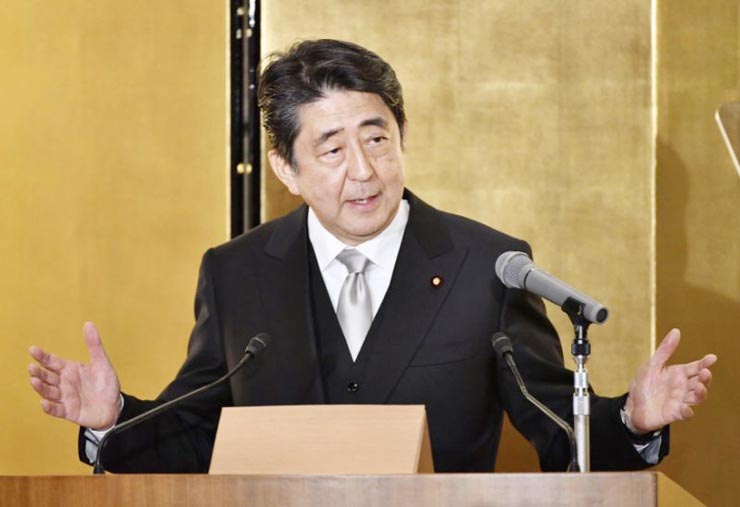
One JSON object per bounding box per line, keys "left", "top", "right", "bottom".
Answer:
{"left": 625, "top": 329, "right": 716, "bottom": 434}
{"left": 29, "top": 322, "right": 122, "bottom": 431}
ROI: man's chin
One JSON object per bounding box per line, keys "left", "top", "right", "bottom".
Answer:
{"left": 335, "top": 219, "right": 389, "bottom": 245}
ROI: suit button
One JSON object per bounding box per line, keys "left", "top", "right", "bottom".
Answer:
{"left": 347, "top": 382, "right": 359, "bottom": 393}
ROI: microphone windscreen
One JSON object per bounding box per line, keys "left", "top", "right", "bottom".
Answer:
{"left": 491, "top": 332, "right": 514, "bottom": 360}
{"left": 495, "top": 251, "right": 532, "bottom": 289}
{"left": 245, "top": 333, "right": 271, "bottom": 356}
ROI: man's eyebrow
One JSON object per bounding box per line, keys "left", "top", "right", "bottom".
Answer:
{"left": 313, "top": 128, "right": 343, "bottom": 147}
{"left": 360, "top": 117, "right": 388, "bottom": 129}
{"left": 312, "top": 117, "right": 389, "bottom": 147}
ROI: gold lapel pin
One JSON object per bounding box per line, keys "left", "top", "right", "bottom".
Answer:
{"left": 430, "top": 275, "right": 443, "bottom": 288}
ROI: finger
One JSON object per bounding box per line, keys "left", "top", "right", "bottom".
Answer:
{"left": 684, "top": 382, "right": 708, "bottom": 405}
{"left": 29, "top": 377, "right": 62, "bottom": 401}
{"left": 700, "top": 354, "right": 718, "bottom": 369}
{"left": 683, "top": 354, "right": 718, "bottom": 377}
{"left": 83, "top": 322, "right": 110, "bottom": 365}
{"left": 40, "top": 399, "right": 67, "bottom": 419}
{"left": 28, "top": 346, "right": 66, "bottom": 372}
{"left": 686, "top": 374, "right": 710, "bottom": 393}
{"left": 694, "top": 368, "right": 712, "bottom": 387}
{"left": 679, "top": 404, "right": 695, "bottom": 420}
{"left": 650, "top": 328, "right": 681, "bottom": 369}
{"left": 28, "top": 363, "right": 61, "bottom": 386}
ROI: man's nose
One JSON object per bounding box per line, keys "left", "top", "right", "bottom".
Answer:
{"left": 347, "top": 144, "right": 373, "bottom": 181}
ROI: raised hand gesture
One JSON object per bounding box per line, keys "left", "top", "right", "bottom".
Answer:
{"left": 29, "top": 322, "right": 122, "bottom": 431}
{"left": 624, "top": 328, "right": 717, "bottom": 435}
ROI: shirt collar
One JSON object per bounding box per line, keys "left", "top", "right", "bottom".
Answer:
{"left": 308, "top": 199, "right": 410, "bottom": 271}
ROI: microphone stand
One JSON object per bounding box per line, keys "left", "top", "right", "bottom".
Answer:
{"left": 492, "top": 333, "right": 579, "bottom": 472}
{"left": 561, "top": 298, "right": 591, "bottom": 473}
{"left": 92, "top": 333, "right": 270, "bottom": 474}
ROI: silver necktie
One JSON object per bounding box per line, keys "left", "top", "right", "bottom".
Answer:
{"left": 335, "top": 249, "right": 372, "bottom": 361}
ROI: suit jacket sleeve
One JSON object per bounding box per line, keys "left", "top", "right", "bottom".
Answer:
{"left": 77, "top": 249, "right": 232, "bottom": 473}
{"left": 494, "top": 241, "right": 669, "bottom": 471}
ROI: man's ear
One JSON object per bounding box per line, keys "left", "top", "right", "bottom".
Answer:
{"left": 268, "top": 149, "right": 300, "bottom": 195}
{"left": 400, "top": 121, "right": 408, "bottom": 151}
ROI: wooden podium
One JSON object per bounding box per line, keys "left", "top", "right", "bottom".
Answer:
{"left": 0, "top": 472, "right": 703, "bottom": 506}
{"left": 210, "top": 405, "right": 434, "bottom": 474}
{"left": 5, "top": 406, "right": 702, "bottom": 505}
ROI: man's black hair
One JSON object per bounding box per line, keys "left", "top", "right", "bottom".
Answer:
{"left": 258, "top": 39, "right": 406, "bottom": 166}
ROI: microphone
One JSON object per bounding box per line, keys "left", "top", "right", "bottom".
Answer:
{"left": 495, "top": 251, "right": 609, "bottom": 324}
{"left": 491, "top": 332, "right": 579, "bottom": 472}
{"left": 92, "top": 332, "right": 270, "bottom": 474}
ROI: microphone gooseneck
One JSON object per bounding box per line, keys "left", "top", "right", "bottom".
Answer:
{"left": 92, "top": 332, "right": 271, "bottom": 474}
{"left": 491, "top": 332, "right": 579, "bottom": 473}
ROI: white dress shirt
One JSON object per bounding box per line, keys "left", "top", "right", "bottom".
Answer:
{"left": 307, "top": 199, "right": 409, "bottom": 360}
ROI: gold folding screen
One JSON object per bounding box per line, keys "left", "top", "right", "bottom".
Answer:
{"left": 655, "top": 2, "right": 740, "bottom": 505}
{"left": 1, "top": 1, "right": 736, "bottom": 504}
{"left": 262, "top": 0, "right": 654, "bottom": 473}
{"left": 0, "top": 2, "right": 229, "bottom": 473}
{"left": 263, "top": 3, "right": 740, "bottom": 503}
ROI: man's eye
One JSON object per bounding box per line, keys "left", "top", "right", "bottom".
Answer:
{"left": 323, "top": 147, "right": 341, "bottom": 156}
{"left": 369, "top": 136, "right": 387, "bottom": 144}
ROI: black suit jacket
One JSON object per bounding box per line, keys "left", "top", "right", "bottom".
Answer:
{"left": 81, "top": 190, "right": 668, "bottom": 472}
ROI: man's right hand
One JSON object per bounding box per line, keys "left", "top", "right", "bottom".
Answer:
{"left": 29, "top": 322, "right": 122, "bottom": 431}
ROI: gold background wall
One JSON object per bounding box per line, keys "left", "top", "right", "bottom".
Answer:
{"left": 1, "top": 1, "right": 736, "bottom": 505}
{"left": 263, "top": 1, "right": 740, "bottom": 503}
{"left": 263, "top": 0, "right": 654, "bottom": 475}
{"left": 655, "top": 1, "right": 740, "bottom": 505}
{"left": 0, "top": 2, "right": 228, "bottom": 473}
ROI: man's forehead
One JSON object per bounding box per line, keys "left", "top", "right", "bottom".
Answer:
{"left": 295, "top": 91, "right": 396, "bottom": 142}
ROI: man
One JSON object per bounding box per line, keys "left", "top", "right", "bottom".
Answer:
{"left": 28, "top": 39, "right": 716, "bottom": 473}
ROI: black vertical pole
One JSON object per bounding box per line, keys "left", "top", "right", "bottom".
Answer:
{"left": 244, "top": 0, "right": 261, "bottom": 231}
{"left": 229, "top": 0, "right": 261, "bottom": 238}
{"left": 229, "top": 0, "right": 245, "bottom": 237}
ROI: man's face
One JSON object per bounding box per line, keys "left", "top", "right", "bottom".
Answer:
{"left": 270, "top": 90, "right": 406, "bottom": 246}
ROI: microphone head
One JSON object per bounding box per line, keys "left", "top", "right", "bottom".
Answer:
{"left": 491, "top": 332, "right": 514, "bottom": 360}
{"left": 495, "top": 251, "right": 532, "bottom": 289}
{"left": 245, "top": 332, "right": 271, "bottom": 357}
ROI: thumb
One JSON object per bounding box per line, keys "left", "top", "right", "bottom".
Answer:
{"left": 83, "top": 321, "right": 111, "bottom": 365}
{"left": 650, "top": 328, "right": 681, "bottom": 369}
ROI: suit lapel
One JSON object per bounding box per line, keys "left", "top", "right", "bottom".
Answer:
{"left": 255, "top": 193, "right": 466, "bottom": 405}
{"left": 258, "top": 206, "right": 326, "bottom": 404}
{"left": 356, "top": 191, "right": 468, "bottom": 403}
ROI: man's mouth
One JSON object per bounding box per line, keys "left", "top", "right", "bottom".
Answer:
{"left": 349, "top": 193, "right": 378, "bottom": 205}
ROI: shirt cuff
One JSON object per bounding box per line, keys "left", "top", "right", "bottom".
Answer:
{"left": 633, "top": 434, "right": 663, "bottom": 465}
{"left": 83, "top": 394, "right": 125, "bottom": 463}
{"left": 620, "top": 405, "right": 663, "bottom": 464}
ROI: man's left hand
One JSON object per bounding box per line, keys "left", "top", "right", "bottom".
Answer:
{"left": 624, "top": 328, "right": 717, "bottom": 435}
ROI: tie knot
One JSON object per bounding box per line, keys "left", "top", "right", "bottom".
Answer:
{"left": 336, "top": 249, "right": 370, "bottom": 274}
